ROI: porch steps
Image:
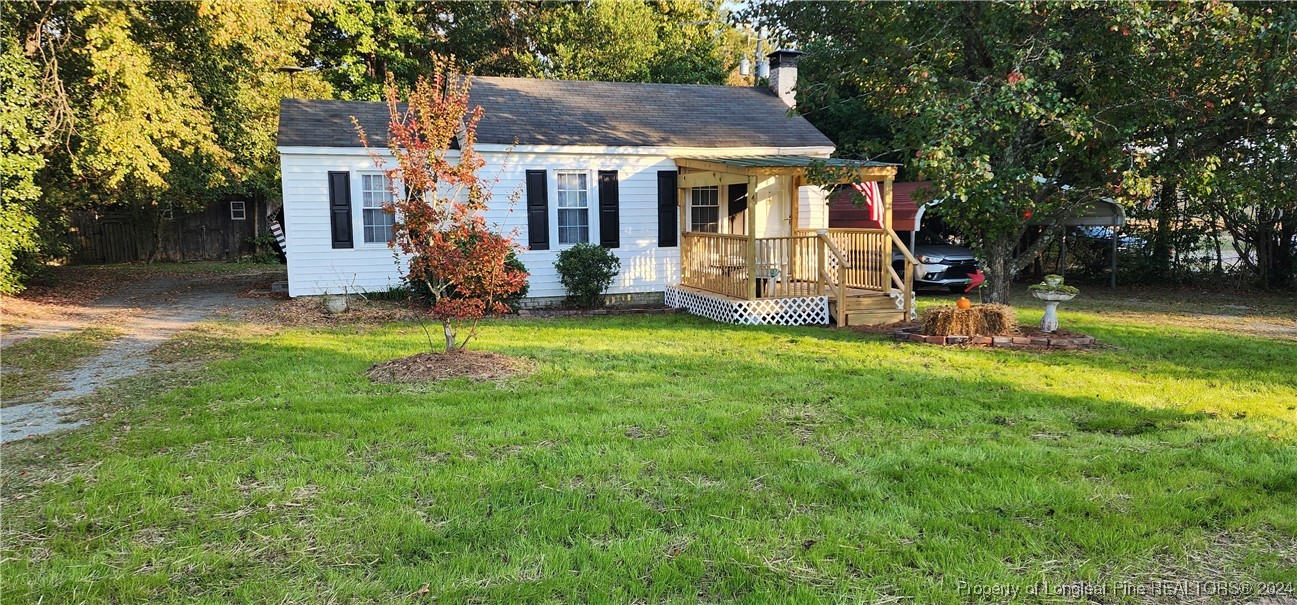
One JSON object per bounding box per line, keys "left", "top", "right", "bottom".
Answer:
{"left": 830, "top": 294, "right": 905, "bottom": 326}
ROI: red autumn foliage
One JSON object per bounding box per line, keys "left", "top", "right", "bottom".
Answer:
{"left": 355, "top": 64, "right": 529, "bottom": 353}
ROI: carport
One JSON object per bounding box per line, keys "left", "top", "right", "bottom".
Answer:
{"left": 1029, "top": 199, "right": 1128, "bottom": 288}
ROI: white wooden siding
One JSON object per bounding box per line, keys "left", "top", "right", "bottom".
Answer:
{"left": 280, "top": 152, "right": 413, "bottom": 297}
{"left": 279, "top": 145, "right": 835, "bottom": 299}
{"left": 799, "top": 186, "right": 830, "bottom": 231}
{"left": 480, "top": 150, "right": 680, "bottom": 299}
{"left": 280, "top": 149, "right": 681, "bottom": 298}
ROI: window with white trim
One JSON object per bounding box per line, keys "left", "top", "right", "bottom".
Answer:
{"left": 556, "top": 172, "right": 589, "bottom": 245}
{"left": 229, "top": 201, "right": 246, "bottom": 221}
{"left": 689, "top": 186, "right": 720, "bottom": 233}
{"left": 361, "top": 174, "right": 395, "bottom": 244}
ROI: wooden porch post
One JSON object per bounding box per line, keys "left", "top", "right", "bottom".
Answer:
{"left": 882, "top": 176, "right": 894, "bottom": 291}
{"left": 678, "top": 184, "right": 687, "bottom": 285}
{"left": 790, "top": 175, "right": 800, "bottom": 232}
{"left": 816, "top": 229, "right": 826, "bottom": 295}
{"left": 746, "top": 175, "right": 759, "bottom": 300}
{"left": 789, "top": 175, "right": 801, "bottom": 291}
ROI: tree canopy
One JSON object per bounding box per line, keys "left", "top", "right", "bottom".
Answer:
{"left": 757, "top": 1, "right": 1297, "bottom": 296}
{"left": 306, "top": 0, "right": 746, "bottom": 99}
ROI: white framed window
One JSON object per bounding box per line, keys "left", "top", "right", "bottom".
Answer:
{"left": 229, "top": 201, "right": 246, "bottom": 221}
{"left": 556, "top": 171, "right": 589, "bottom": 245}
{"left": 689, "top": 186, "right": 720, "bottom": 233}
{"left": 360, "top": 173, "right": 395, "bottom": 244}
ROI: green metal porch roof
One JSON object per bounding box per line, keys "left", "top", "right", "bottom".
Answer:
{"left": 676, "top": 155, "right": 897, "bottom": 169}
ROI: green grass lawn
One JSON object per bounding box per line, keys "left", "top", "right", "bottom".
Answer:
{"left": 2, "top": 292, "right": 1295, "bottom": 603}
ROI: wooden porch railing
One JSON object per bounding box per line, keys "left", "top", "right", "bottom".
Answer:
{"left": 681, "top": 232, "right": 750, "bottom": 299}
{"left": 754, "top": 235, "right": 821, "bottom": 298}
{"left": 798, "top": 228, "right": 888, "bottom": 291}
{"left": 816, "top": 231, "right": 850, "bottom": 326}
{"left": 681, "top": 232, "right": 826, "bottom": 300}
{"left": 681, "top": 228, "right": 917, "bottom": 320}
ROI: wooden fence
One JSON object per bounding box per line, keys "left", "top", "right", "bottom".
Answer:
{"left": 70, "top": 199, "right": 268, "bottom": 264}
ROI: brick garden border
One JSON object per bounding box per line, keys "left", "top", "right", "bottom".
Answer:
{"left": 893, "top": 326, "right": 1096, "bottom": 349}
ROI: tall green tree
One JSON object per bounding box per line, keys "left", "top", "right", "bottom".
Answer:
{"left": 1207, "top": 133, "right": 1296, "bottom": 289}
{"left": 761, "top": 1, "right": 1296, "bottom": 299}
{"left": 761, "top": 2, "right": 1149, "bottom": 303}
{"left": 0, "top": 34, "right": 47, "bottom": 294}
{"left": 1111, "top": 2, "right": 1297, "bottom": 284}
{"left": 307, "top": 0, "right": 743, "bottom": 100}
{"left": 9, "top": 0, "right": 328, "bottom": 271}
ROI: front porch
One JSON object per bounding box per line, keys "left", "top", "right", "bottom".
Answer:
{"left": 669, "top": 155, "right": 919, "bottom": 326}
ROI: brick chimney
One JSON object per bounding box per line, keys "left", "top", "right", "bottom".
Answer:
{"left": 767, "top": 49, "right": 802, "bottom": 108}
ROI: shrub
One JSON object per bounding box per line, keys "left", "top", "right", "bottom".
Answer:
{"left": 920, "top": 304, "right": 1017, "bottom": 336}
{"left": 554, "top": 243, "right": 620, "bottom": 309}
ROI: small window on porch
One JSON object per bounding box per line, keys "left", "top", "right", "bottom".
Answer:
{"left": 689, "top": 186, "right": 720, "bottom": 233}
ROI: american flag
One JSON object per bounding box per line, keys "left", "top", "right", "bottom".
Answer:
{"left": 851, "top": 181, "right": 883, "bottom": 225}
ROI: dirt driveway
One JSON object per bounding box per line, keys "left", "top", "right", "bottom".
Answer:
{"left": 1, "top": 271, "right": 280, "bottom": 443}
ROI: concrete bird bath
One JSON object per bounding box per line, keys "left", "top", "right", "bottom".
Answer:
{"left": 1031, "top": 275, "right": 1076, "bottom": 333}
{"left": 1032, "top": 290, "right": 1076, "bottom": 332}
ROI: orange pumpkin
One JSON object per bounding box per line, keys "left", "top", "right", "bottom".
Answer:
{"left": 956, "top": 297, "right": 972, "bottom": 309}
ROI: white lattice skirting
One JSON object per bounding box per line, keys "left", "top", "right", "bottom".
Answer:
{"left": 665, "top": 286, "right": 829, "bottom": 326}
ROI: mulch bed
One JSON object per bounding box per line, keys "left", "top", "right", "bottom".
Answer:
{"left": 244, "top": 297, "right": 415, "bottom": 327}
{"left": 894, "top": 325, "right": 1097, "bottom": 349}
{"left": 366, "top": 350, "right": 531, "bottom": 383}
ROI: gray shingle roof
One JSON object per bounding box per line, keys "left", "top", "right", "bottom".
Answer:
{"left": 278, "top": 76, "right": 835, "bottom": 149}
{"left": 277, "top": 98, "right": 401, "bottom": 148}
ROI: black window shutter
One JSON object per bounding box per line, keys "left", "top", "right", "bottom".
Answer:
{"left": 598, "top": 170, "right": 620, "bottom": 248}
{"left": 328, "top": 171, "right": 353, "bottom": 249}
{"left": 657, "top": 170, "right": 678, "bottom": 247}
{"left": 525, "top": 170, "right": 549, "bottom": 250}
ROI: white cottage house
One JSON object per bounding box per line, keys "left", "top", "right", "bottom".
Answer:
{"left": 276, "top": 51, "right": 916, "bottom": 326}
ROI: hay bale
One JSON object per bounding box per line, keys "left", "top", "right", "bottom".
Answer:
{"left": 920, "top": 304, "right": 1017, "bottom": 336}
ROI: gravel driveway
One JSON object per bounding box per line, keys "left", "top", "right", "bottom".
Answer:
{"left": 2, "top": 272, "right": 278, "bottom": 443}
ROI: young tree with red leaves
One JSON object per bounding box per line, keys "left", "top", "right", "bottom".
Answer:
{"left": 356, "top": 67, "right": 529, "bottom": 353}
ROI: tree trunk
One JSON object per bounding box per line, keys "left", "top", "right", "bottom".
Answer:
{"left": 1274, "top": 215, "right": 1296, "bottom": 289}
{"left": 1150, "top": 180, "right": 1177, "bottom": 279}
{"left": 1211, "top": 218, "right": 1223, "bottom": 276}
{"left": 983, "top": 239, "right": 1014, "bottom": 304}
{"left": 442, "top": 320, "right": 456, "bottom": 353}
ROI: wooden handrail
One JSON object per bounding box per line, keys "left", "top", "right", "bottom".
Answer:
{"left": 884, "top": 226, "right": 919, "bottom": 265}
{"left": 797, "top": 227, "right": 887, "bottom": 235}
{"left": 887, "top": 265, "right": 905, "bottom": 290}
{"left": 682, "top": 232, "right": 748, "bottom": 241}
{"left": 884, "top": 226, "right": 917, "bottom": 321}
{"left": 817, "top": 232, "right": 852, "bottom": 269}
